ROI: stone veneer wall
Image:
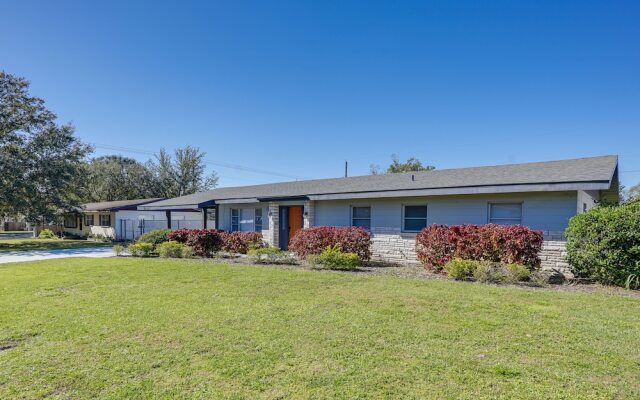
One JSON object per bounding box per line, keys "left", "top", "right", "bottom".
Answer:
{"left": 265, "top": 202, "right": 279, "bottom": 247}
{"left": 539, "top": 241, "right": 571, "bottom": 276}
{"left": 369, "top": 228, "right": 420, "bottom": 265}
{"left": 370, "top": 229, "right": 571, "bottom": 275}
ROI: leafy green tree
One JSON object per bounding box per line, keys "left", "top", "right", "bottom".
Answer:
{"left": 370, "top": 154, "right": 435, "bottom": 174}
{"left": 627, "top": 182, "right": 640, "bottom": 203}
{"left": 84, "top": 156, "right": 158, "bottom": 202}
{"left": 148, "top": 146, "right": 218, "bottom": 198}
{"left": 0, "top": 71, "right": 91, "bottom": 224}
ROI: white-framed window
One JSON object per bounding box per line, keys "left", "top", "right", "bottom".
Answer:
{"left": 99, "top": 214, "right": 111, "bottom": 227}
{"left": 403, "top": 205, "right": 427, "bottom": 232}
{"left": 85, "top": 214, "right": 94, "bottom": 226}
{"left": 351, "top": 206, "right": 371, "bottom": 230}
{"left": 254, "top": 208, "right": 263, "bottom": 232}
{"left": 231, "top": 208, "right": 240, "bottom": 231}
{"left": 64, "top": 214, "right": 77, "bottom": 228}
{"left": 488, "top": 203, "right": 522, "bottom": 225}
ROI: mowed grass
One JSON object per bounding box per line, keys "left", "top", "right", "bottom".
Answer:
{"left": 0, "top": 238, "right": 111, "bottom": 253}
{"left": 1, "top": 259, "right": 639, "bottom": 399}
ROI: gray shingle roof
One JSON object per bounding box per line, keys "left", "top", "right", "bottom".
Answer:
{"left": 142, "top": 155, "right": 618, "bottom": 208}
{"left": 82, "top": 198, "right": 164, "bottom": 211}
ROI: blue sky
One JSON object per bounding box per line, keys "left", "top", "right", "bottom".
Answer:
{"left": 2, "top": 1, "right": 639, "bottom": 188}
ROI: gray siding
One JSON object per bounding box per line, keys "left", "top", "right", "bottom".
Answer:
{"left": 315, "top": 192, "right": 577, "bottom": 234}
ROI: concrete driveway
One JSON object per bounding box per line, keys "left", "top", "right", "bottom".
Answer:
{"left": 0, "top": 247, "right": 115, "bottom": 264}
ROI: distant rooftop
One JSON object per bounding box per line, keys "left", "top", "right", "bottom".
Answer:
{"left": 81, "top": 198, "right": 164, "bottom": 212}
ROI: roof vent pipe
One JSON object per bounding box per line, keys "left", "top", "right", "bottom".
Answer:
{"left": 411, "top": 174, "right": 415, "bottom": 181}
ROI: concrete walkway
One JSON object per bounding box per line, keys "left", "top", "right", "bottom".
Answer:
{"left": 0, "top": 247, "right": 115, "bottom": 264}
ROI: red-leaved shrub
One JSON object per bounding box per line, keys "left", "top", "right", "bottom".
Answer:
{"left": 416, "top": 224, "right": 543, "bottom": 270}
{"left": 168, "top": 228, "right": 224, "bottom": 257}
{"left": 221, "top": 231, "right": 263, "bottom": 254}
{"left": 289, "top": 226, "right": 371, "bottom": 260}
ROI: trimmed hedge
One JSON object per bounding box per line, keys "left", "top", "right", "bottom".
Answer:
{"left": 128, "top": 242, "right": 154, "bottom": 257}
{"left": 168, "top": 228, "right": 224, "bottom": 257}
{"left": 137, "top": 229, "right": 172, "bottom": 247}
{"left": 565, "top": 201, "right": 640, "bottom": 287}
{"left": 444, "top": 258, "right": 531, "bottom": 283}
{"left": 416, "top": 224, "right": 543, "bottom": 270}
{"left": 221, "top": 231, "right": 263, "bottom": 254}
{"left": 308, "top": 246, "right": 361, "bottom": 271}
{"left": 156, "top": 241, "right": 193, "bottom": 258}
{"left": 289, "top": 226, "right": 371, "bottom": 260}
{"left": 38, "top": 229, "right": 57, "bottom": 239}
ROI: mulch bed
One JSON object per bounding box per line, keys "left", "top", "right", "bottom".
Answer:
{"left": 185, "top": 255, "right": 640, "bottom": 299}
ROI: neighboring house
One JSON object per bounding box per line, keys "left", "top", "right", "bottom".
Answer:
{"left": 63, "top": 198, "right": 203, "bottom": 241}
{"left": 139, "top": 155, "right": 619, "bottom": 270}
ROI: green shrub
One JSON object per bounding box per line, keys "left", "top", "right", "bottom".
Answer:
{"left": 308, "top": 246, "right": 360, "bottom": 270}
{"left": 473, "top": 262, "right": 531, "bottom": 284}
{"left": 112, "top": 244, "right": 125, "bottom": 256}
{"left": 181, "top": 246, "right": 194, "bottom": 259}
{"left": 444, "top": 258, "right": 480, "bottom": 281}
{"left": 565, "top": 202, "right": 640, "bottom": 287}
{"left": 38, "top": 229, "right": 57, "bottom": 239}
{"left": 473, "top": 262, "right": 509, "bottom": 284}
{"left": 88, "top": 233, "right": 109, "bottom": 242}
{"left": 156, "top": 241, "right": 192, "bottom": 258}
{"left": 128, "top": 242, "right": 154, "bottom": 257}
{"left": 137, "top": 229, "right": 172, "bottom": 248}
{"left": 505, "top": 263, "right": 531, "bottom": 282}
{"left": 248, "top": 246, "right": 298, "bottom": 265}
{"left": 625, "top": 274, "right": 640, "bottom": 290}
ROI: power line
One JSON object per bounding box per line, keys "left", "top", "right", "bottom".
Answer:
{"left": 91, "top": 143, "right": 308, "bottom": 180}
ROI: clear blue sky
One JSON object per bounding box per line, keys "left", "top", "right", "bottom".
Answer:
{"left": 2, "top": 0, "right": 639, "bottom": 188}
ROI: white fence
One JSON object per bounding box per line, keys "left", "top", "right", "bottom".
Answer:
{"left": 118, "top": 219, "right": 203, "bottom": 241}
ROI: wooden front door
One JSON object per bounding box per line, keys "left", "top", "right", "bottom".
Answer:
{"left": 288, "top": 206, "right": 303, "bottom": 244}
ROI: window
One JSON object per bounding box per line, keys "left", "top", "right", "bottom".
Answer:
{"left": 488, "top": 203, "right": 522, "bottom": 225}
{"left": 231, "top": 208, "right": 240, "bottom": 231}
{"left": 351, "top": 206, "right": 371, "bottom": 230}
{"left": 403, "top": 205, "right": 427, "bottom": 232}
{"left": 64, "top": 214, "right": 77, "bottom": 228}
{"left": 254, "top": 208, "right": 263, "bottom": 232}
{"left": 85, "top": 214, "right": 94, "bottom": 226}
{"left": 99, "top": 214, "right": 111, "bottom": 227}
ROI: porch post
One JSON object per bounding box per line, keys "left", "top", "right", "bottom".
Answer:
{"left": 202, "top": 207, "right": 208, "bottom": 229}
{"left": 166, "top": 210, "right": 172, "bottom": 229}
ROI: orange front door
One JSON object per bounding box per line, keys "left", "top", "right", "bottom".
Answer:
{"left": 288, "top": 206, "right": 303, "bottom": 244}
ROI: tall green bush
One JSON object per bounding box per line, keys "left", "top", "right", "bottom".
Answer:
{"left": 137, "top": 229, "right": 172, "bottom": 247}
{"left": 565, "top": 202, "right": 640, "bottom": 287}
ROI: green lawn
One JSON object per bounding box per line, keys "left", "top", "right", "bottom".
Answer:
{"left": 0, "top": 238, "right": 111, "bottom": 253}
{"left": 1, "top": 258, "right": 639, "bottom": 399}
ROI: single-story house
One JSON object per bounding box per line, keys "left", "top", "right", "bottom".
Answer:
{"left": 63, "top": 198, "right": 203, "bottom": 240}
{"left": 138, "top": 155, "right": 619, "bottom": 270}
